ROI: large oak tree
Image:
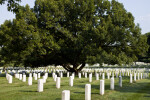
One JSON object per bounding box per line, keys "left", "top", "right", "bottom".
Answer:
{"left": 0, "top": 0, "right": 148, "bottom": 72}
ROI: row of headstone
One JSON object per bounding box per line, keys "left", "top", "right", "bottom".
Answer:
{"left": 82, "top": 68, "right": 146, "bottom": 75}
{"left": 6, "top": 69, "right": 149, "bottom": 95}
{"left": 6, "top": 73, "right": 13, "bottom": 83}
{"left": 4, "top": 66, "right": 149, "bottom": 75}
{"left": 5, "top": 67, "right": 149, "bottom": 79}
{"left": 9, "top": 70, "right": 149, "bottom": 85}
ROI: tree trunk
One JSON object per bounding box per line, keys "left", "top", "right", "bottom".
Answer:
{"left": 3, "top": 66, "right": 6, "bottom": 72}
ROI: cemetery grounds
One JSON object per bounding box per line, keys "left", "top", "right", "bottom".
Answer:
{"left": 0, "top": 67, "right": 150, "bottom": 100}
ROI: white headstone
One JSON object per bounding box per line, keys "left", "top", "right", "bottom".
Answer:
{"left": 54, "top": 74, "right": 57, "bottom": 82}
{"left": 34, "top": 74, "right": 37, "bottom": 80}
{"left": 130, "top": 74, "right": 132, "bottom": 83}
{"left": 62, "top": 90, "right": 70, "bottom": 100}
{"left": 28, "top": 77, "right": 32, "bottom": 85}
{"left": 89, "top": 73, "right": 92, "bottom": 82}
{"left": 38, "top": 73, "right": 41, "bottom": 78}
{"left": 138, "top": 73, "right": 140, "bottom": 80}
{"left": 17, "top": 73, "right": 19, "bottom": 79}
{"left": 100, "top": 80, "right": 104, "bottom": 95}
{"left": 69, "top": 76, "right": 73, "bottom": 87}
{"left": 99, "top": 72, "right": 102, "bottom": 77}
{"left": 141, "top": 73, "right": 143, "bottom": 79}
{"left": 60, "top": 72, "right": 63, "bottom": 78}
{"left": 119, "top": 76, "right": 122, "bottom": 87}
{"left": 8, "top": 75, "right": 12, "bottom": 84}
{"left": 67, "top": 72, "right": 69, "bottom": 77}
{"left": 85, "top": 73, "right": 87, "bottom": 78}
{"left": 110, "top": 77, "right": 114, "bottom": 90}
{"left": 85, "top": 84, "right": 91, "bottom": 100}
{"left": 29, "top": 73, "right": 32, "bottom": 77}
{"left": 45, "top": 73, "right": 48, "bottom": 79}
{"left": 96, "top": 73, "right": 99, "bottom": 80}
{"left": 23, "top": 74, "right": 26, "bottom": 82}
{"left": 56, "top": 77, "right": 61, "bottom": 89}
{"left": 33, "top": 73, "right": 35, "bottom": 77}
{"left": 38, "top": 79, "right": 43, "bottom": 92}
{"left": 112, "top": 72, "right": 114, "bottom": 77}
{"left": 78, "top": 73, "right": 81, "bottom": 79}
{"left": 52, "top": 73, "right": 55, "bottom": 78}
{"left": 72, "top": 73, "right": 75, "bottom": 79}
{"left": 19, "top": 74, "right": 22, "bottom": 80}
{"left": 43, "top": 75, "right": 46, "bottom": 83}
{"left": 15, "top": 73, "right": 19, "bottom": 78}
{"left": 134, "top": 73, "right": 136, "bottom": 81}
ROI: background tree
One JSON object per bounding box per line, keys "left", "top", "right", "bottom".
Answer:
{"left": 138, "top": 32, "right": 150, "bottom": 63}
{"left": 146, "top": 32, "right": 150, "bottom": 60}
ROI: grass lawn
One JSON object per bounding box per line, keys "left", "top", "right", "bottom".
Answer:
{"left": 0, "top": 73, "right": 150, "bottom": 100}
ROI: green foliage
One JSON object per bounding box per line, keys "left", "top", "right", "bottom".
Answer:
{"left": 0, "top": 0, "right": 148, "bottom": 72}
{"left": 0, "top": 0, "right": 21, "bottom": 12}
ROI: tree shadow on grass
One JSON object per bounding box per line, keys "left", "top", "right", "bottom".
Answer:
{"left": 74, "top": 92, "right": 84, "bottom": 94}
{"left": 44, "top": 87, "right": 49, "bottom": 89}
{"left": 113, "top": 81, "right": 150, "bottom": 94}
{"left": 91, "top": 84, "right": 111, "bottom": 90}
{"left": 75, "top": 85, "right": 85, "bottom": 88}
{"left": 144, "top": 95, "right": 150, "bottom": 97}
{"left": 19, "top": 90, "right": 37, "bottom": 92}
{"left": 55, "top": 98, "right": 61, "bottom": 100}
{"left": 74, "top": 91, "right": 99, "bottom": 95}
{"left": 13, "top": 85, "right": 26, "bottom": 87}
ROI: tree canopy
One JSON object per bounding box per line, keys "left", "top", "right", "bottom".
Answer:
{"left": 0, "top": 0, "right": 148, "bottom": 72}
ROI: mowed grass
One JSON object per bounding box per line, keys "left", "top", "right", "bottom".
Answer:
{"left": 0, "top": 73, "right": 150, "bottom": 100}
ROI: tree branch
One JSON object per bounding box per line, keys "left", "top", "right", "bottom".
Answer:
{"left": 78, "top": 63, "right": 85, "bottom": 72}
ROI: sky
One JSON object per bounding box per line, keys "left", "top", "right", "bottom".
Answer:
{"left": 0, "top": 0, "right": 150, "bottom": 34}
